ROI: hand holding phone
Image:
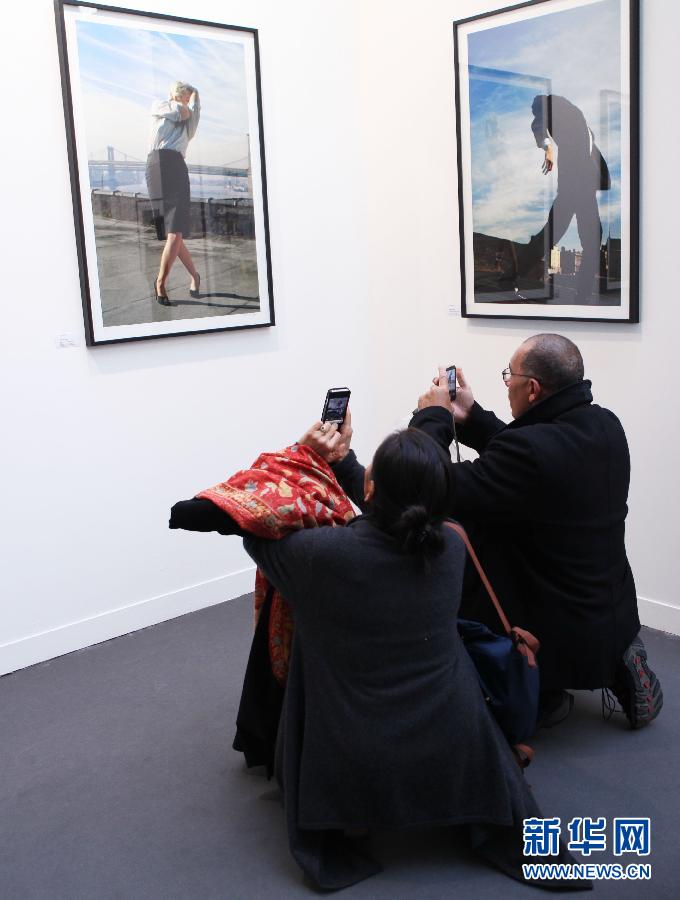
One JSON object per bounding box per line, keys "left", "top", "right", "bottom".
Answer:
{"left": 412, "top": 366, "right": 456, "bottom": 417}
{"left": 304, "top": 389, "right": 352, "bottom": 464}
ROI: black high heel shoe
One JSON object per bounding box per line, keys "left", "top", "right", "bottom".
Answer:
{"left": 154, "top": 280, "right": 171, "bottom": 306}
{"left": 189, "top": 273, "right": 201, "bottom": 299}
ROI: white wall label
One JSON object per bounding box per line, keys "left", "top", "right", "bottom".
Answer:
{"left": 56, "top": 333, "right": 80, "bottom": 349}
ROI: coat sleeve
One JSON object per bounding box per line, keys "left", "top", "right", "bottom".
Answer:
{"left": 331, "top": 450, "right": 368, "bottom": 512}
{"left": 243, "top": 531, "right": 315, "bottom": 602}
{"left": 409, "top": 406, "right": 455, "bottom": 453}
{"left": 455, "top": 403, "right": 507, "bottom": 453}
{"left": 451, "top": 428, "right": 538, "bottom": 522}
{"left": 169, "top": 497, "right": 248, "bottom": 537}
{"left": 409, "top": 403, "right": 506, "bottom": 455}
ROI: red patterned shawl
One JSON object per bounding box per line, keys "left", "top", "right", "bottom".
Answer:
{"left": 197, "top": 444, "right": 355, "bottom": 684}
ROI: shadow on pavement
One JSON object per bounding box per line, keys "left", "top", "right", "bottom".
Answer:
{"left": 168, "top": 292, "right": 260, "bottom": 310}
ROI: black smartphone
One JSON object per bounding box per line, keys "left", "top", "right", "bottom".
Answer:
{"left": 446, "top": 365, "right": 457, "bottom": 400}
{"left": 321, "top": 387, "right": 351, "bottom": 424}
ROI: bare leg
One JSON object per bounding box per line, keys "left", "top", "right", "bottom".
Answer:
{"left": 156, "top": 231, "right": 183, "bottom": 296}
{"left": 176, "top": 238, "right": 199, "bottom": 292}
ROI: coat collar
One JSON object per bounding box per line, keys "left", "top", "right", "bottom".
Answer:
{"left": 507, "top": 379, "right": 593, "bottom": 429}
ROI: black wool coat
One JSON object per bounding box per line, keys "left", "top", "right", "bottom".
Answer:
{"left": 170, "top": 501, "right": 587, "bottom": 891}
{"left": 407, "top": 380, "right": 640, "bottom": 691}
{"left": 243, "top": 518, "right": 583, "bottom": 889}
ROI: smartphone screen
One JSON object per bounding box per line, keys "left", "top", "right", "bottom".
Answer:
{"left": 446, "top": 365, "right": 457, "bottom": 400}
{"left": 322, "top": 388, "right": 351, "bottom": 423}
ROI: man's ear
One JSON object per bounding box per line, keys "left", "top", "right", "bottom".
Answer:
{"left": 528, "top": 378, "right": 543, "bottom": 404}
{"left": 364, "top": 479, "right": 375, "bottom": 504}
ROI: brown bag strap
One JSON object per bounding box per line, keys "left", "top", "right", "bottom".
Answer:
{"left": 444, "top": 520, "right": 512, "bottom": 634}
{"left": 444, "top": 520, "right": 540, "bottom": 668}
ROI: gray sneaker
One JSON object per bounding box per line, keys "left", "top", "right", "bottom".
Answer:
{"left": 611, "top": 635, "right": 663, "bottom": 729}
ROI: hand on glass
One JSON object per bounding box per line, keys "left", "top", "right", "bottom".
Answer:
{"left": 542, "top": 144, "right": 554, "bottom": 174}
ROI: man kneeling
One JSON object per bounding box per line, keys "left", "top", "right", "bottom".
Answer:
{"left": 316, "top": 334, "right": 663, "bottom": 731}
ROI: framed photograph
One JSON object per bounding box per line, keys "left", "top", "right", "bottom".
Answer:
{"left": 55, "top": 0, "right": 274, "bottom": 345}
{"left": 453, "top": 0, "right": 639, "bottom": 322}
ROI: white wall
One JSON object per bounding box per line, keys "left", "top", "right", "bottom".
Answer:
{"left": 2, "top": 0, "right": 678, "bottom": 676}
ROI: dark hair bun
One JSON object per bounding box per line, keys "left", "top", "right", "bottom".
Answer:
{"left": 398, "top": 504, "right": 429, "bottom": 532}
{"left": 394, "top": 504, "right": 444, "bottom": 558}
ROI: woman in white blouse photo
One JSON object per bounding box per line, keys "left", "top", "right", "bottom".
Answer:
{"left": 145, "top": 81, "right": 201, "bottom": 306}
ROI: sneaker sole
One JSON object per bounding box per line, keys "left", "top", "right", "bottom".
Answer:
{"left": 618, "top": 640, "right": 663, "bottom": 729}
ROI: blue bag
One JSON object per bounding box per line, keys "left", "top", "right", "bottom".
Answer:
{"left": 457, "top": 618, "right": 540, "bottom": 745}
{"left": 445, "top": 522, "right": 540, "bottom": 749}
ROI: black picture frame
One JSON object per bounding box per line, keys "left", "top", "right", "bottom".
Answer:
{"left": 55, "top": 0, "right": 275, "bottom": 345}
{"left": 453, "top": 0, "right": 639, "bottom": 323}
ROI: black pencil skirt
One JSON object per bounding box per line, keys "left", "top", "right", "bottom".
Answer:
{"left": 145, "top": 149, "right": 191, "bottom": 240}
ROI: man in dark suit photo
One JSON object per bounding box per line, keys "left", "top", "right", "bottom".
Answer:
{"left": 507, "top": 96, "right": 611, "bottom": 304}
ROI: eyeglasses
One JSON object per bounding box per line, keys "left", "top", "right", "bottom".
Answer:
{"left": 501, "top": 367, "right": 538, "bottom": 386}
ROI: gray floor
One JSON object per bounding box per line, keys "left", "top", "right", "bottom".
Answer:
{"left": 1, "top": 597, "right": 678, "bottom": 899}
{"left": 94, "top": 220, "right": 261, "bottom": 327}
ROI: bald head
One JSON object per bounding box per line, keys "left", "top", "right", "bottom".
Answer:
{"left": 520, "top": 334, "right": 584, "bottom": 395}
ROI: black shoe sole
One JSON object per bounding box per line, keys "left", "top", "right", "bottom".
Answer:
{"left": 537, "top": 691, "right": 574, "bottom": 729}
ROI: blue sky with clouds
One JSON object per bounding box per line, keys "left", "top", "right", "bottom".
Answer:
{"left": 75, "top": 20, "right": 250, "bottom": 167}
{"left": 466, "top": 0, "right": 623, "bottom": 247}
